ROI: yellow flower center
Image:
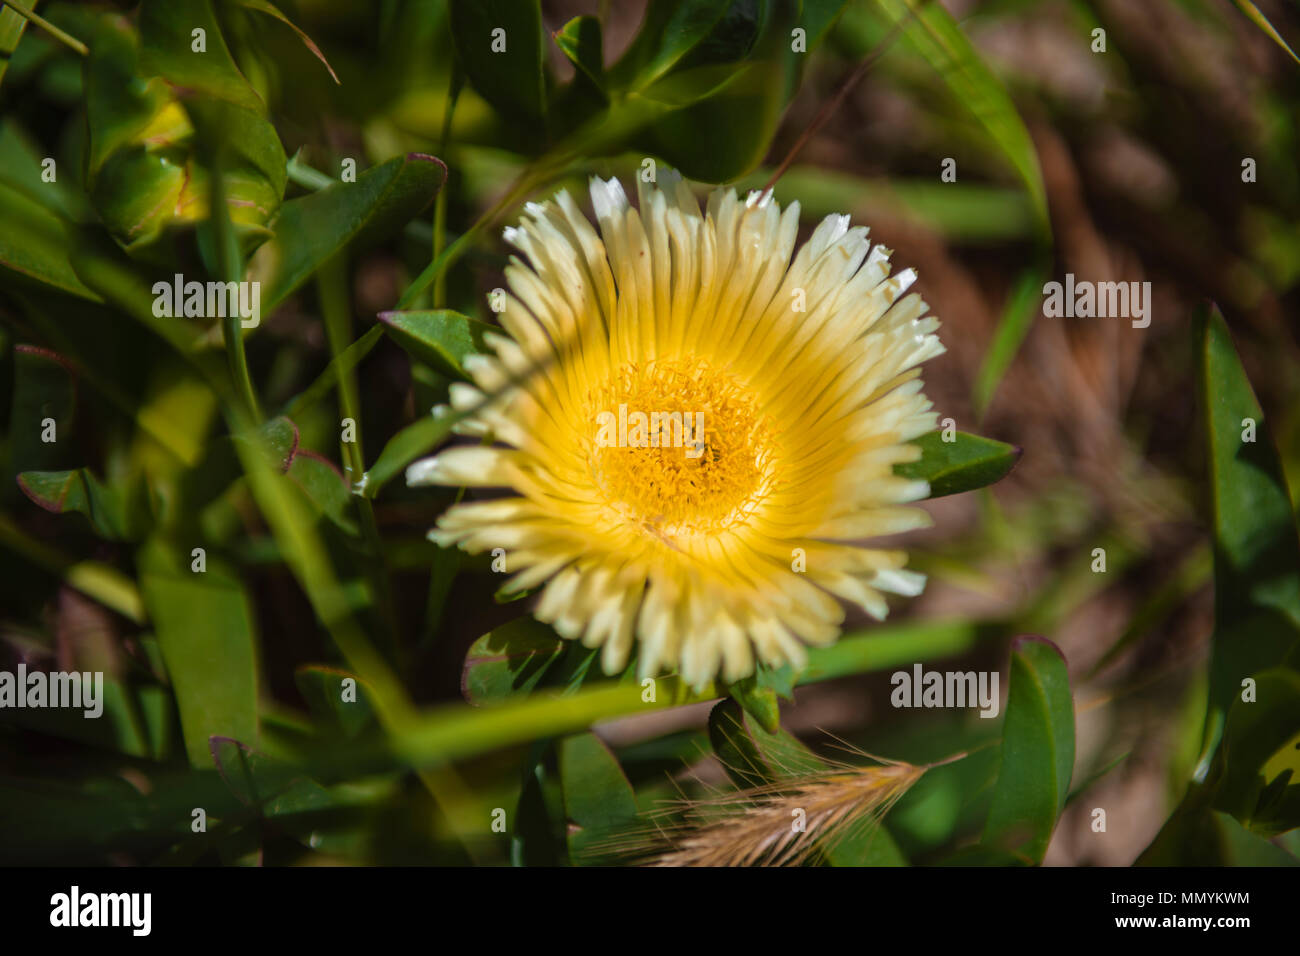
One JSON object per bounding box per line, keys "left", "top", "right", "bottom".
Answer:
{"left": 587, "top": 358, "right": 775, "bottom": 539}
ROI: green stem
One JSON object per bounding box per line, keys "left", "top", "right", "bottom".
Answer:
{"left": 316, "top": 256, "right": 400, "bottom": 660}
{"left": 208, "top": 161, "right": 261, "bottom": 421}
{"left": 397, "top": 162, "right": 564, "bottom": 310}
{"left": 224, "top": 317, "right": 261, "bottom": 421}
{"left": 2, "top": 1, "right": 88, "bottom": 56}
{"left": 285, "top": 153, "right": 436, "bottom": 247}
{"left": 285, "top": 151, "right": 337, "bottom": 191}
{"left": 432, "top": 67, "right": 463, "bottom": 308}
{"left": 229, "top": 405, "right": 484, "bottom": 861}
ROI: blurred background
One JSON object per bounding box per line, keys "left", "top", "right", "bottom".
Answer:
{"left": 1, "top": 0, "right": 1298, "bottom": 865}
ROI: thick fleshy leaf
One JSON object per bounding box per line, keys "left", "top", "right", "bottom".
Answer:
{"left": 0, "top": 3, "right": 30, "bottom": 89}
{"left": 0, "top": 120, "right": 89, "bottom": 222}
{"left": 512, "top": 743, "right": 566, "bottom": 866}
{"left": 553, "top": 15, "right": 605, "bottom": 96}
{"left": 83, "top": 13, "right": 192, "bottom": 242}
{"left": 9, "top": 345, "right": 76, "bottom": 476}
{"left": 230, "top": 415, "right": 298, "bottom": 472}
{"left": 233, "top": 0, "right": 340, "bottom": 83}
{"left": 140, "top": 542, "right": 259, "bottom": 768}
{"left": 0, "top": 183, "right": 100, "bottom": 300}
{"left": 894, "top": 430, "right": 1020, "bottom": 498}
{"left": 364, "top": 409, "right": 456, "bottom": 499}
{"left": 1137, "top": 805, "right": 1299, "bottom": 866}
{"left": 209, "top": 737, "right": 334, "bottom": 817}
{"left": 565, "top": 0, "right": 825, "bottom": 182}
{"left": 255, "top": 153, "right": 446, "bottom": 311}
{"left": 609, "top": 0, "right": 738, "bottom": 89}
{"left": 294, "top": 665, "right": 375, "bottom": 739}
{"left": 461, "top": 617, "right": 572, "bottom": 703}
{"left": 182, "top": 96, "right": 287, "bottom": 255}
{"left": 632, "top": 3, "right": 802, "bottom": 182}
{"left": 709, "top": 696, "right": 780, "bottom": 789}
{"left": 288, "top": 450, "right": 357, "bottom": 535}
{"left": 1199, "top": 305, "right": 1300, "bottom": 723}
{"left": 724, "top": 670, "right": 782, "bottom": 735}
{"left": 449, "top": 0, "right": 548, "bottom": 131}
{"left": 800, "top": 0, "right": 853, "bottom": 51}
{"left": 561, "top": 731, "right": 639, "bottom": 864}
{"left": 85, "top": 9, "right": 284, "bottom": 258}
{"left": 138, "top": 0, "right": 265, "bottom": 114}
{"left": 983, "top": 636, "right": 1074, "bottom": 864}
{"left": 17, "top": 468, "right": 150, "bottom": 541}
{"left": 1214, "top": 667, "right": 1300, "bottom": 836}
{"left": 378, "top": 309, "right": 493, "bottom": 379}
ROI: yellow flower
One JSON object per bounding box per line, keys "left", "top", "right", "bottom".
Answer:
{"left": 408, "top": 172, "right": 945, "bottom": 690}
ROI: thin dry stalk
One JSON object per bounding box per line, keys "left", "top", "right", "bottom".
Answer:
{"left": 593, "top": 746, "right": 953, "bottom": 867}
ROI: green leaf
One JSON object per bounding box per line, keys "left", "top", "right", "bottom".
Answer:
{"left": 894, "top": 430, "right": 1020, "bottom": 498}
{"left": 1138, "top": 804, "right": 1299, "bottom": 866}
{"left": 16, "top": 468, "right": 150, "bottom": 541}
{"left": 209, "top": 737, "right": 335, "bottom": 817}
{"left": 140, "top": 542, "right": 259, "bottom": 768}
{"left": 724, "top": 672, "right": 781, "bottom": 735}
{"left": 799, "top": 0, "right": 853, "bottom": 51}
{"left": 84, "top": 9, "right": 285, "bottom": 259}
{"left": 183, "top": 96, "right": 287, "bottom": 257}
{"left": 724, "top": 661, "right": 795, "bottom": 735}
{"left": 609, "top": 0, "right": 736, "bottom": 89}
{"left": 421, "top": 545, "right": 462, "bottom": 645}
{"left": 1214, "top": 667, "right": 1300, "bottom": 836}
{"left": 256, "top": 153, "right": 447, "bottom": 312}
{"left": 828, "top": 817, "right": 909, "bottom": 866}
{"left": 363, "top": 410, "right": 456, "bottom": 499}
{"left": 9, "top": 345, "right": 76, "bottom": 476}
{"left": 82, "top": 15, "right": 192, "bottom": 254}
{"left": 462, "top": 617, "right": 570, "bottom": 703}
{"left": 1214, "top": 810, "right": 1299, "bottom": 864}
{"left": 288, "top": 450, "right": 357, "bottom": 535}
{"left": 378, "top": 309, "right": 493, "bottom": 379}
{"left": 512, "top": 743, "right": 565, "bottom": 866}
{"left": 553, "top": 15, "right": 605, "bottom": 96}
{"left": 983, "top": 636, "right": 1074, "bottom": 864}
{"left": 232, "top": 0, "right": 340, "bottom": 83}
{"left": 0, "top": 3, "right": 32, "bottom": 90}
{"left": 633, "top": 3, "right": 801, "bottom": 182}
{"left": 449, "top": 0, "right": 548, "bottom": 131}
{"left": 280, "top": 325, "right": 383, "bottom": 419}
{"left": 139, "top": 0, "right": 265, "bottom": 114}
{"left": 973, "top": 265, "right": 1046, "bottom": 420}
{"left": 294, "top": 665, "right": 375, "bottom": 739}
{"left": 0, "top": 120, "right": 89, "bottom": 222}
{"left": 0, "top": 183, "right": 101, "bottom": 300}
{"left": 1231, "top": 0, "right": 1300, "bottom": 66}
{"left": 560, "top": 732, "right": 639, "bottom": 864}
{"left": 227, "top": 415, "right": 298, "bottom": 474}
{"left": 708, "top": 696, "right": 780, "bottom": 789}
{"left": 868, "top": 0, "right": 1051, "bottom": 240}
{"left": 1199, "top": 305, "right": 1300, "bottom": 729}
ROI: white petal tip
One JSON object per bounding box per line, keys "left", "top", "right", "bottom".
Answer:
{"left": 406, "top": 456, "right": 445, "bottom": 487}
